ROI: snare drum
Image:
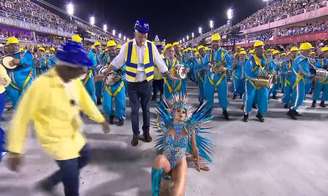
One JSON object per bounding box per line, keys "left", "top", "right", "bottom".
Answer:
{"left": 252, "top": 77, "right": 270, "bottom": 88}
{"left": 315, "top": 68, "right": 328, "bottom": 82}
{"left": 2, "top": 56, "right": 17, "bottom": 69}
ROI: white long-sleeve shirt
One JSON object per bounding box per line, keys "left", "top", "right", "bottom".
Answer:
{"left": 111, "top": 39, "right": 168, "bottom": 82}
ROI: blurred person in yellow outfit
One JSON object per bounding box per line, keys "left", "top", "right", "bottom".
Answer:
{"left": 6, "top": 41, "right": 110, "bottom": 196}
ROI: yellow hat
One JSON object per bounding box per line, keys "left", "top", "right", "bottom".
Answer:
{"left": 6, "top": 36, "right": 19, "bottom": 45}
{"left": 93, "top": 41, "right": 101, "bottom": 47}
{"left": 239, "top": 50, "right": 247, "bottom": 55}
{"left": 310, "top": 51, "right": 316, "bottom": 55}
{"left": 38, "top": 47, "right": 45, "bottom": 52}
{"left": 195, "top": 52, "right": 200, "bottom": 56}
{"left": 117, "top": 44, "right": 122, "bottom": 49}
{"left": 254, "top": 40, "right": 265, "bottom": 48}
{"left": 192, "top": 48, "right": 197, "bottom": 52}
{"left": 281, "top": 52, "right": 287, "bottom": 56}
{"left": 19, "top": 47, "right": 24, "bottom": 52}
{"left": 299, "top": 42, "right": 314, "bottom": 51}
{"left": 71, "top": 34, "right": 82, "bottom": 43}
{"left": 320, "top": 46, "right": 328, "bottom": 52}
{"left": 172, "top": 42, "right": 179, "bottom": 46}
{"left": 249, "top": 49, "right": 255, "bottom": 54}
{"left": 107, "top": 40, "right": 116, "bottom": 47}
{"left": 272, "top": 50, "right": 280, "bottom": 55}
{"left": 197, "top": 45, "right": 205, "bottom": 51}
{"left": 290, "top": 46, "right": 299, "bottom": 52}
{"left": 50, "top": 47, "right": 56, "bottom": 52}
{"left": 183, "top": 47, "right": 191, "bottom": 52}
{"left": 164, "top": 44, "right": 173, "bottom": 53}
{"left": 211, "top": 33, "right": 221, "bottom": 42}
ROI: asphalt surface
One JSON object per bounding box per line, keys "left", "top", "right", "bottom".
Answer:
{"left": 0, "top": 85, "right": 328, "bottom": 196}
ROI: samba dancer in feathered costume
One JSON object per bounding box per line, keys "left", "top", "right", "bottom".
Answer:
{"left": 151, "top": 94, "right": 214, "bottom": 196}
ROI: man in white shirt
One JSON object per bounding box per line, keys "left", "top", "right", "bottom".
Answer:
{"left": 110, "top": 19, "right": 169, "bottom": 146}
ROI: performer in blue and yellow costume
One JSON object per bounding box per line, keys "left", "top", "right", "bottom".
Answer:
{"left": 0, "top": 63, "right": 9, "bottom": 155}
{"left": 151, "top": 95, "right": 214, "bottom": 196}
{"left": 282, "top": 47, "right": 298, "bottom": 108}
{"left": 97, "top": 40, "right": 118, "bottom": 105}
{"left": 47, "top": 47, "right": 57, "bottom": 69}
{"left": 243, "top": 41, "right": 270, "bottom": 122}
{"left": 287, "top": 42, "right": 313, "bottom": 120}
{"left": 36, "top": 47, "right": 49, "bottom": 75}
{"left": 279, "top": 52, "right": 288, "bottom": 93}
{"left": 173, "top": 42, "right": 183, "bottom": 62}
{"left": 195, "top": 45, "right": 207, "bottom": 104}
{"left": 311, "top": 46, "right": 328, "bottom": 108}
{"left": 163, "top": 44, "right": 188, "bottom": 100}
{"left": 101, "top": 40, "right": 126, "bottom": 126}
{"left": 102, "top": 69, "right": 126, "bottom": 126}
{"left": 232, "top": 49, "right": 247, "bottom": 99}
{"left": 203, "top": 33, "right": 232, "bottom": 120}
{"left": 0, "top": 63, "right": 11, "bottom": 119}
{"left": 268, "top": 50, "right": 281, "bottom": 99}
{"left": 4, "top": 36, "right": 34, "bottom": 107}
{"left": 85, "top": 40, "right": 101, "bottom": 103}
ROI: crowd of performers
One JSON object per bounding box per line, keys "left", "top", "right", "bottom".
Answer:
{"left": 0, "top": 18, "right": 327, "bottom": 196}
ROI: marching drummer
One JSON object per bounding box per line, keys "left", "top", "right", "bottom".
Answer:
{"left": 312, "top": 46, "right": 328, "bottom": 108}
{"left": 203, "top": 33, "right": 232, "bottom": 120}
{"left": 4, "top": 36, "right": 34, "bottom": 108}
{"left": 243, "top": 40, "right": 270, "bottom": 122}
{"left": 282, "top": 47, "right": 299, "bottom": 109}
{"left": 268, "top": 50, "right": 281, "bottom": 100}
{"left": 287, "top": 42, "right": 314, "bottom": 120}
{"left": 163, "top": 43, "right": 188, "bottom": 100}
{"left": 232, "top": 49, "right": 247, "bottom": 100}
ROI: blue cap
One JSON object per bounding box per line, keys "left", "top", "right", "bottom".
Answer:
{"left": 134, "top": 19, "right": 149, "bottom": 34}
{"left": 56, "top": 40, "right": 92, "bottom": 67}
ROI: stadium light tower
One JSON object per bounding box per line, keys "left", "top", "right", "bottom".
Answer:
{"left": 118, "top": 33, "right": 122, "bottom": 39}
{"left": 182, "top": 38, "right": 185, "bottom": 42}
{"left": 123, "top": 36, "right": 126, "bottom": 41}
{"left": 226, "top": 8, "right": 234, "bottom": 26}
{"left": 198, "top": 26, "right": 202, "bottom": 34}
{"left": 112, "top": 29, "right": 116, "bottom": 36}
{"left": 209, "top": 20, "right": 214, "bottom": 31}
{"left": 186, "top": 35, "right": 189, "bottom": 40}
{"left": 89, "top": 16, "right": 95, "bottom": 26}
{"left": 66, "top": 2, "right": 74, "bottom": 17}
{"left": 103, "top": 24, "right": 107, "bottom": 32}
{"left": 191, "top": 32, "right": 195, "bottom": 39}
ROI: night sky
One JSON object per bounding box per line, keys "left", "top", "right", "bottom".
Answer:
{"left": 45, "top": 0, "right": 266, "bottom": 42}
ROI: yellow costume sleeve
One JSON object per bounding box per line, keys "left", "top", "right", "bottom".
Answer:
{"left": 7, "top": 81, "right": 39, "bottom": 154}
